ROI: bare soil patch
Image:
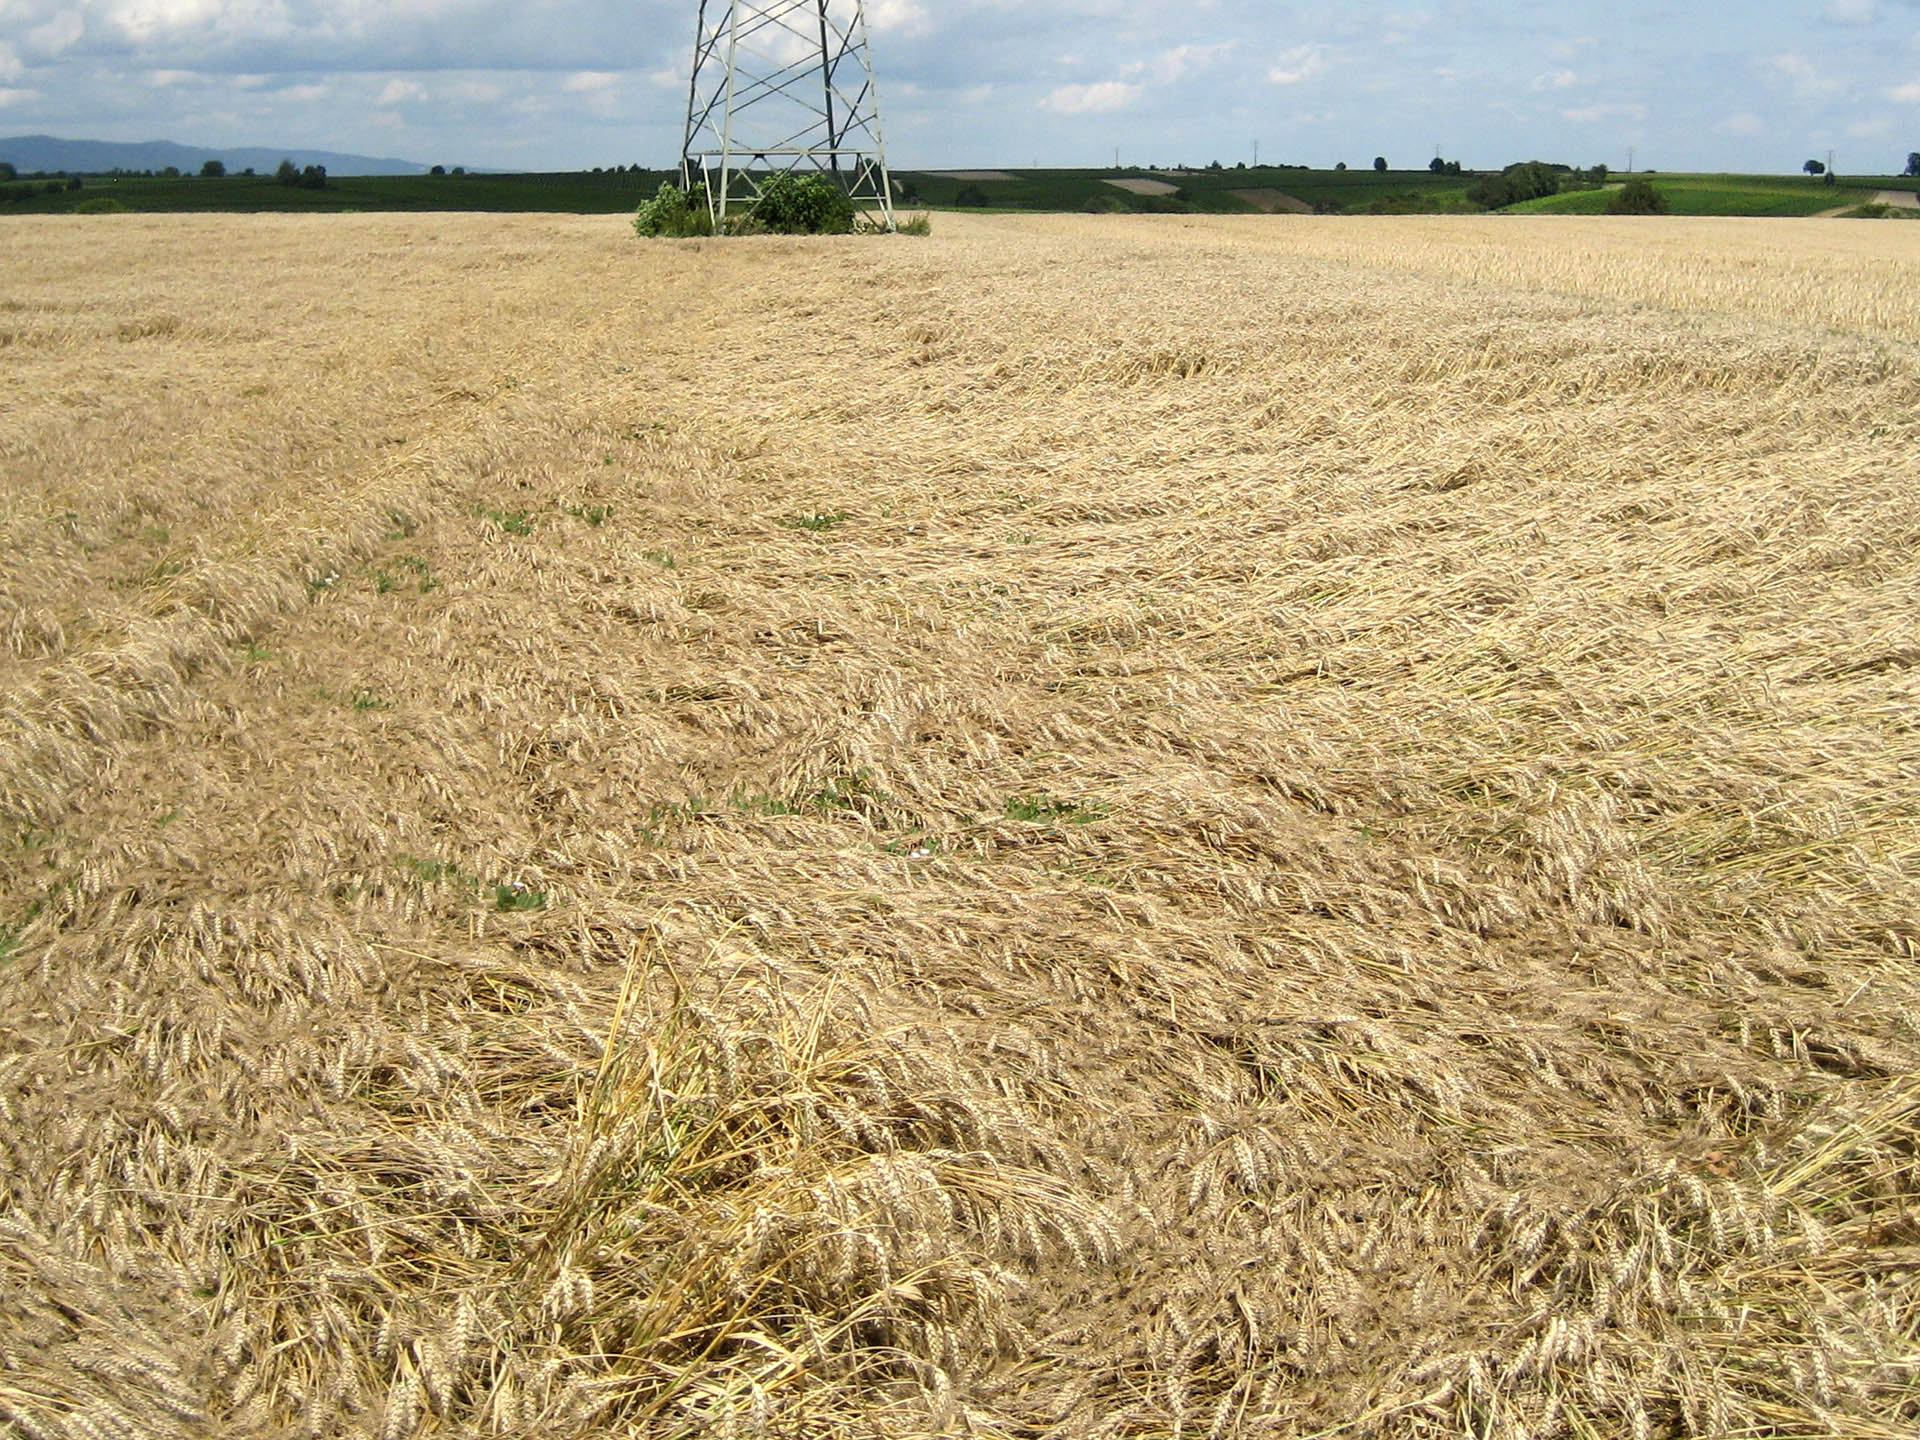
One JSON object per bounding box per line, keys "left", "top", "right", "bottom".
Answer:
{"left": 1106, "top": 176, "right": 1180, "bottom": 196}
{"left": 3, "top": 212, "right": 1918, "bottom": 1440}
{"left": 1229, "top": 186, "right": 1312, "bottom": 213}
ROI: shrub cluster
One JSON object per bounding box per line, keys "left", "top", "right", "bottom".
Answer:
{"left": 3, "top": 177, "right": 82, "bottom": 203}
{"left": 632, "top": 181, "right": 715, "bottom": 237}
{"left": 274, "top": 159, "right": 328, "bottom": 189}
{"left": 634, "top": 173, "right": 862, "bottom": 237}
{"left": 1467, "top": 161, "right": 1563, "bottom": 210}
{"left": 1606, "top": 177, "right": 1671, "bottom": 215}
{"left": 752, "top": 171, "right": 855, "bottom": 234}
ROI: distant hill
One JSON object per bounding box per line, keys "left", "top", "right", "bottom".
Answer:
{"left": 0, "top": 134, "right": 431, "bottom": 177}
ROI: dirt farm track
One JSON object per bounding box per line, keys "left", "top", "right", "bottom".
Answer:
{"left": 2, "top": 212, "right": 1918, "bottom": 1439}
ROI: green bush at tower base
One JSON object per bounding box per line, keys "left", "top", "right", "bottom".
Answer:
{"left": 751, "top": 172, "right": 855, "bottom": 234}
{"left": 634, "top": 173, "right": 864, "bottom": 237}
{"left": 633, "top": 181, "right": 715, "bottom": 237}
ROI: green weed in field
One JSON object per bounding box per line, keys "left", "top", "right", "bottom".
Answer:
{"left": 1006, "top": 794, "right": 1108, "bottom": 825}
{"left": 477, "top": 505, "right": 535, "bottom": 536}
{"left": 779, "top": 510, "right": 850, "bottom": 533}
{"left": 494, "top": 882, "right": 547, "bottom": 912}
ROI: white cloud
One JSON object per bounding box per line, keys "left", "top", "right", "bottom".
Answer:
{"left": 1769, "top": 52, "right": 1841, "bottom": 97}
{"left": 1529, "top": 69, "right": 1578, "bottom": 91}
{"left": 147, "top": 68, "right": 195, "bottom": 85}
{"left": 378, "top": 79, "right": 426, "bottom": 105}
{"left": 866, "top": 0, "right": 931, "bottom": 37}
{"left": 562, "top": 70, "right": 619, "bottom": 93}
{"left": 1824, "top": 0, "right": 1876, "bottom": 23}
{"left": 1716, "top": 112, "right": 1765, "bottom": 135}
{"left": 26, "top": 10, "right": 83, "bottom": 54}
{"left": 1043, "top": 80, "right": 1139, "bottom": 115}
{"left": 278, "top": 82, "right": 328, "bottom": 102}
{"left": 1892, "top": 78, "right": 1920, "bottom": 101}
{"left": 1563, "top": 102, "right": 1648, "bottom": 124}
{"left": 1147, "top": 41, "right": 1233, "bottom": 84}
{"left": 1266, "top": 44, "right": 1326, "bottom": 86}
{"left": 105, "top": 0, "right": 219, "bottom": 44}
{"left": 1848, "top": 117, "right": 1892, "bottom": 137}
{"left": 0, "top": 87, "right": 36, "bottom": 106}
{"left": 0, "top": 42, "right": 19, "bottom": 83}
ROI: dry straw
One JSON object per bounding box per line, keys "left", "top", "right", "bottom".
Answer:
{"left": 1, "top": 211, "right": 1916, "bottom": 1437}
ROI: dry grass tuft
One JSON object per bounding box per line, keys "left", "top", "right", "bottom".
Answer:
{"left": 2, "top": 211, "right": 1917, "bottom": 1437}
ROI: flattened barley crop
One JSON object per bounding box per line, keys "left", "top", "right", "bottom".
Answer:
{"left": 2, "top": 212, "right": 1917, "bottom": 1439}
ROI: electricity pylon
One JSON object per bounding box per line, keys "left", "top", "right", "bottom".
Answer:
{"left": 681, "top": 0, "right": 897, "bottom": 231}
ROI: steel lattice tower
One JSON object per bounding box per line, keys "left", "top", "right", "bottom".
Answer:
{"left": 681, "top": 0, "right": 897, "bottom": 231}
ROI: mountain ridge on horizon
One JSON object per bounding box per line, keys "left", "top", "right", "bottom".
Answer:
{"left": 0, "top": 134, "right": 440, "bottom": 177}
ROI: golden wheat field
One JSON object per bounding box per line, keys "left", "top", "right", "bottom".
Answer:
{"left": 2, "top": 210, "right": 1918, "bottom": 1440}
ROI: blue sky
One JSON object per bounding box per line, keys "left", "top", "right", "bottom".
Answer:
{"left": 2, "top": 1, "right": 1918, "bottom": 173}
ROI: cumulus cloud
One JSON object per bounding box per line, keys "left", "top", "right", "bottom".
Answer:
{"left": 104, "top": 0, "right": 220, "bottom": 45}
{"left": 26, "top": 9, "right": 83, "bottom": 54}
{"left": 0, "top": 42, "right": 20, "bottom": 82}
{"left": 1530, "top": 69, "right": 1578, "bottom": 91}
{"left": 378, "top": 79, "right": 425, "bottom": 105}
{"left": 1042, "top": 80, "right": 1138, "bottom": 115}
{"left": 1768, "top": 52, "right": 1841, "bottom": 97}
{"left": 866, "top": 0, "right": 931, "bottom": 37}
{"left": 561, "top": 70, "right": 618, "bottom": 93}
{"left": 1265, "top": 44, "right": 1325, "bottom": 85}
{"left": 1824, "top": 0, "right": 1876, "bottom": 23}
{"left": 277, "top": 82, "right": 328, "bottom": 102}
{"left": 1562, "top": 102, "right": 1647, "bottom": 124}
{"left": 1144, "top": 41, "right": 1233, "bottom": 84}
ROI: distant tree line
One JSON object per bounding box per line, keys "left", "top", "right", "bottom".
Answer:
{"left": 1466, "top": 161, "right": 1609, "bottom": 209}
{"left": 2, "top": 174, "right": 83, "bottom": 201}
{"left": 275, "top": 158, "right": 328, "bottom": 189}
